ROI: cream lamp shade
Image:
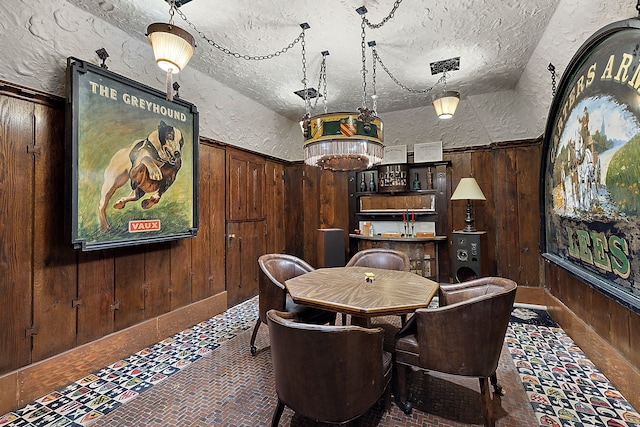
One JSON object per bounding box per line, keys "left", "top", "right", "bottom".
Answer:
{"left": 451, "top": 177, "right": 485, "bottom": 232}
{"left": 451, "top": 177, "right": 486, "bottom": 201}
{"left": 432, "top": 90, "right": 460, "bottom": 119}
{"left": 147, "top": 23, "right": 195, "bottom": 74}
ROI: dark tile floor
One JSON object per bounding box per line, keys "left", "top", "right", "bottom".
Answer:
{"left": 0, "top": 298, "right": 638, "bottom": 426}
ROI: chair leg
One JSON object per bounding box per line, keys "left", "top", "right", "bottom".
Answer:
{"left": 250, "top": 318, "right": 262, "bottom": 356}
{"left": 393, "top": 362, "right": 412, "bottom": 415}
{"left": 383, "top": 381, "right": 392, "bottom": 411}
{"left": 490, "top": 371, "right": 505, "bottom": 395}
{"left": 271, "top": 398, "right": 285, "bottom": 427}
{"left": 479, "top": 377, "right": 495, "bottom": 427}
{"left": 400, "top": 314, "right": 407, "bottom": 326}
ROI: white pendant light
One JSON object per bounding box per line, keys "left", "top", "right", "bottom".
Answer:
{"left": 432, "top": 90, "right": 460, "bottom": 119}
{"left": 147, "top": 22, "right": 195, "bottom": 74}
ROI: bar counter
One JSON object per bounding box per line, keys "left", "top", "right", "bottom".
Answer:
{"left": 349, "top": 234, "right": 446, "bottom": 280}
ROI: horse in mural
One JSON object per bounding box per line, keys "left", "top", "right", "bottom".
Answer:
{"left": 566, "top": 133, "right": 599, "bottom": 212}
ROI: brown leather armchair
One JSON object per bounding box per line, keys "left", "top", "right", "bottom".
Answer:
{"left": 250, "top": 254, "right": 336, "bottom": 355}
{"left": 346, "top": 248, "right": 411, "bottom": 325}
{"left": 266, "top": 309, "right": 392, "bottom": 425}
{"left": 393, "top": 277, "right": 517, "bottom": 427}
{"left": 346, "top": 248, "right": 411, "bottom": 271}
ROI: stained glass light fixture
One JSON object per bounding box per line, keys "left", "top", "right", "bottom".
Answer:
{"left": 300, "top": 9, "right": 384, "bottom": 172}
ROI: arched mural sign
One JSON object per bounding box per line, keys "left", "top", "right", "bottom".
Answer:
{"left": 541, "top": 18, "right": 640, "bottom": 313}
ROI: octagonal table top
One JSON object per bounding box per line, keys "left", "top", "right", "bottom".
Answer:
{"left": 285, "top": 266, "right": 439, "bottom": 318}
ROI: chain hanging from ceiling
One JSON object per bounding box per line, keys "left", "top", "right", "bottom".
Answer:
{"left": 357, "top": 7, "right": 377, "bottom": 129}
{"left": 357, "top": 1, "right": 453, "bottom": 110}
{"left": 315, "top": 52, "right": 329, "bottom": 114}
{"left": 171, "top": 2, "right": 305, "bottom": 61}
{"left": 548, "top": 63, "right": 557, "bottom": 97}
{"left": 371, "top": 47, "right": 447, "bottom": 94}
{"left": 362, "top": 0, "right": 405, "bottom": 28}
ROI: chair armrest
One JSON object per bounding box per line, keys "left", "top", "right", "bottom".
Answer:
{"left": 439, "top": 277, "right": 516, "bottom": 306}
{"left": 395, "top": 313, "right": 417, "bottom": 340}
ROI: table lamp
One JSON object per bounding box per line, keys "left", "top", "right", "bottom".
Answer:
{"left": 451, "top": 177, "right": 486, "bottom": 232}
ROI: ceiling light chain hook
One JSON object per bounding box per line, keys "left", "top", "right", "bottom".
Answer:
{"left": 363, "top": 0, "right": 404, "bottom": 29}
{"left": 171, "top": 6, "right": 305, "bottom": 61}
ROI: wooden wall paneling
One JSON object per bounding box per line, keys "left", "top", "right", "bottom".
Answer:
{"left": 227, "top": 152, "right": 247, "bottom": 221}
{"left": 31, "top": 103, "right": 78, "bottom": 362}
{"left": 446, "top": 151, "right": 472, "bottom": 233}
{"left": 284, "top": 164, "right": 305, "bottom": 258}
{"left": 113, "top": 247, "right": 146, "bottom": 330}
{"left": 514, "top": 144, "right": 542, "bottom": 286}
{"left": 208, "top": 146, "right": 226, "bottom": 296}
{"left": 247, "top": 159, "right": 265, "bottom": 220}
{"left": 143, "top": 243, "right": 171, "bottom": 319}
{"left": 0, "top": 94, "right": 36, "bottom": 372}
{"left": 302, "top": 165, "right": 321, "bottom": 266}
{"left": 609, "top": 297, "right": 632, "bottom": 362}
{"left": 265, "top": 160, "right": 286, "bottom": 254}
{"left": 319, "top": 170, "right": 350, "bottom": 256}
{"left": 225, "top": 147, "right": 265, "bottom": 307}
{"left": 169, "top": 238, "right": 192, "bottom": 310}
{"left": 471, "top": 149, "right": 497, "bottom": 275}
{"left": 493, "top": 148, "right": 520, "bottom": 281}
{"left": 77, "top": 250, "right": 115, "bottom": 345}
{"left": 191, "top": 143, "right": 214, "bottom": 301}
{"left": 191, "top": 143, "right": 226, "bottom": 301}
{"left": 630, "top": 310, "right": 640, "bottom": 369}
{"left": 225, "top": 220, "right": 264, "bottom": 306}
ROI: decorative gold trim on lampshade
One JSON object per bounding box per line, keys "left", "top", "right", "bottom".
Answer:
{"left": 147, "top": 23, "right": 195, "bottom": 74}
{"left": 303, "top": 112, "right": 384, "bottom": 171}
{"left": 432, "top": 90, "right": 460, "bottom": 119}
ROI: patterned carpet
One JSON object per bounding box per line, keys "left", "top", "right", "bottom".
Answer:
{"left": 0, "top": 298, "right": 638, "bottom": 426}
{"left": 508, "top": 307, "right": 640, "bottom": 426}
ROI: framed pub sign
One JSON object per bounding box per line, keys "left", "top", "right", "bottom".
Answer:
{"left": 540, "top": 18, "right": 640, "bottom": 312}
{"left": 66, "top": 57, "right": 199, "bottom": 251}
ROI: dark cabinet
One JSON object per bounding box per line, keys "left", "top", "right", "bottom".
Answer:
{"left": 348, "top": 161, "right": 451, "bottom": 282}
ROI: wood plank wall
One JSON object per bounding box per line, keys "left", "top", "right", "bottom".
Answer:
{"left": 0, "top": 85, "right": 231, "bottom": 410}
{"left": 1, "top": 79, "right": 637, "bottom": 413}
{"left": 444, "top": 140, "right": 543, "bottom": 287}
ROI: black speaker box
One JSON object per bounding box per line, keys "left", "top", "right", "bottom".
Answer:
{"left": 317, "top": 228, "right": 345, "bottom": 267}
{"left": 451, "top": 231, "right": 488, "bottom": 282}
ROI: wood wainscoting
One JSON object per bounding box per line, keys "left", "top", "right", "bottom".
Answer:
{"left": 0, "top": 293, "right": 226, "bottom": 416}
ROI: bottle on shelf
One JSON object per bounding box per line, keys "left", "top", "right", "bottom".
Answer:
{"left": 412, "top": 172, "right": 421, "bottom": 190}
{"left": 360, "top": 173, "right": 367, "bottom": 192}
{"left": 368, "top": 172, "right": 376, "bottom": 192}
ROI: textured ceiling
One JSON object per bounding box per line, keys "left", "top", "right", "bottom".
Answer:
{"left": 64, "top": 0, "right": 561, "bottom": 121}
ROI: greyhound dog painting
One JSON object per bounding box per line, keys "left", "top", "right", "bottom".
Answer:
{"left": 98, "top": 120, "right": 184, "bottom": 232}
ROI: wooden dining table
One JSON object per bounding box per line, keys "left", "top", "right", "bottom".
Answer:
{"left": 284, "top": 266, "right": 439, "bottom": 327}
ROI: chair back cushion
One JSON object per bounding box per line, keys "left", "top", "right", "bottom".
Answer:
{"left": 414, "top": 277, "right": 516, "bottom": 377}
{"left": 257, "top": 254, "right": 314, "bottom": 322}
{"left": 345, "top": 249, "right": 410, "bottom": 271}
{"left": 267, "top": 310, "right": 390, "bottom": 423}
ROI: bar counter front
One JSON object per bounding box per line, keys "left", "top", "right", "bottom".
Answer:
{"left": 349, "top": 233, "right": 446, "bottom": 282}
